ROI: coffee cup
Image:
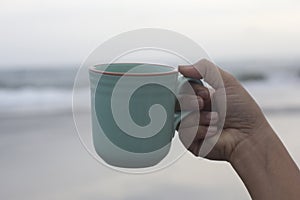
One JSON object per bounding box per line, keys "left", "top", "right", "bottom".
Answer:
{"left": 89, "top": 63, "right": 201, "bottom": 168}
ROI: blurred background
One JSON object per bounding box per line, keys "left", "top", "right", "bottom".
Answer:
{"left": 0, "top": 0, "right": 299, "bottom": 199}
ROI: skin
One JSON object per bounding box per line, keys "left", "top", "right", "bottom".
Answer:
{"left": 176, "top": 59, "right": 300, "bottom": 200}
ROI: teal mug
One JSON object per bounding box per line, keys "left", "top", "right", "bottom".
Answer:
{"left": 89, "top": 63, "right": 202, "bottom": 168}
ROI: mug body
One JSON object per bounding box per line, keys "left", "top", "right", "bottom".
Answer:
{"left": 89, "top": 63, "right": 178, "bottom": 168}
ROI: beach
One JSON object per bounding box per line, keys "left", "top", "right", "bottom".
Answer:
{"left": 1, "top": 110, "right": 299, "bottom": 200}
{"left": 2, "top": 0, "right": 300, "bottom": 198}
{"left": 1, "top": 63, "right": 300, "bottom": 200}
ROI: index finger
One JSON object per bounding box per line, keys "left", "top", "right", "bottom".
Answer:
{"left": 178, "top": 59, "right": 226, "bottom": 89}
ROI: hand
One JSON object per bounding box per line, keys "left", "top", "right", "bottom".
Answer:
{"left": 177, "top": 59, "right": 300, "bottom": 200}
{"left": 178, "top": 59, "right": 272, "bottom": 161}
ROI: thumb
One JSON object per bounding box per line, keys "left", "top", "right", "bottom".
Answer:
{"left": 179, "top": 59, "right": 234, "bottom": 89}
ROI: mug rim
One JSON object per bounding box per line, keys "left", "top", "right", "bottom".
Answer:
{"left": 89, "top": 63, "right": 178, "bottom": 76}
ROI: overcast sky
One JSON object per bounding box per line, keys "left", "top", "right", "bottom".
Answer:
{"left": 1, "top": 0, "right": 299, "bottom": 68}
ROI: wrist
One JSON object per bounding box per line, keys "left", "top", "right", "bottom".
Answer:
{"left": 228, "top": 126, "right": 277, "bottom": 199}
{"left": 228, "top": 125, "right": 300, "bottom": 200}
{"left": 229, "top": 125, "right": 276, "bottom": 169}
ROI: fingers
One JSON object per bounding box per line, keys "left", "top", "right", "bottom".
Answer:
{"left": 179, "top": 59, "right": 237, "bottom": 89}
{"left": 176, "top": 85, "right": 213, "bottom": 112}
{"left": 180, "top": 111, "right": 219, "bottom": 128}
{"left": 179, "top": 81, "right": 210, "bottom": 97}
{"left": 175, "top": 89, "right": 214, "bottom": 112}
{"left": 176, "top": 110, "right": 219, "bottom": 154}
{"left": 175, "top": 95, "right": 204, "bottom": 111}
{"left": 178, "top": 125, "right": 218, "bottom": 150}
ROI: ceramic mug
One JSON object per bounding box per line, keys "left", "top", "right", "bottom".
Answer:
{"left": 89, "top": 63, "right": 202, "bottom": 168}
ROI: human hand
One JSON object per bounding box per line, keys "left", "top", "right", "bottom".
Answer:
{"left": 177, "top": 59, "right": 272, "bottom": 161}
{"left": 177, "top": 59, "right": 300, "bottom": 200}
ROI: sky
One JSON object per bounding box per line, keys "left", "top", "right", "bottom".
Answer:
{"left": 0, "top": 0, "right": 299, "bottom": 68}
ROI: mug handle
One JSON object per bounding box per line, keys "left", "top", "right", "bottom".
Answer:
{"left": 174, "top": 75, "right": 204, "bottom": 131}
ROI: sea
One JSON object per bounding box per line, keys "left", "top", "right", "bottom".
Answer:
{"left": 0, "top": 60, "right": 300, "bottom": 116}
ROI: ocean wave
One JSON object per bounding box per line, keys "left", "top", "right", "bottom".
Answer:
{"left": 1, "top": 82, "right": 300, "bottom": 116}
{"left": 0, "top": 65, "right": 300, "bottom": 89}
{"left": 1, "top": 65, "right": 300, "bottom": 116}
{"left": 0, "top": 68, "right": 89, "bottom": 90}
{"left": 0, "top": 88, "right": 72, "bottom": 114}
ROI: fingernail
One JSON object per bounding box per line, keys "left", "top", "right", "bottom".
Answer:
{"left": 179, "top": 64, "right": 192, "bottom": 68}
{"left": 207, "top": 112, "right": 218, "bottom": 120}
{"left": 207, "top": 130, "right": 217, "bottom": 137}
{"left": 179, "top": 65, "right": 193, "bottom": 70}
{"left": 206, "top": 126, "right": 218, "bottom": 137}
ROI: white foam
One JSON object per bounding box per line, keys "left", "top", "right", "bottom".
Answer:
{"left": 0, "top": 88, "right": 73, "bottom": 115}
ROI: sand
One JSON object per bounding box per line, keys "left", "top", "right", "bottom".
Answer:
{"left": 1, "top": 111, "right": 299, "bottom": 200}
